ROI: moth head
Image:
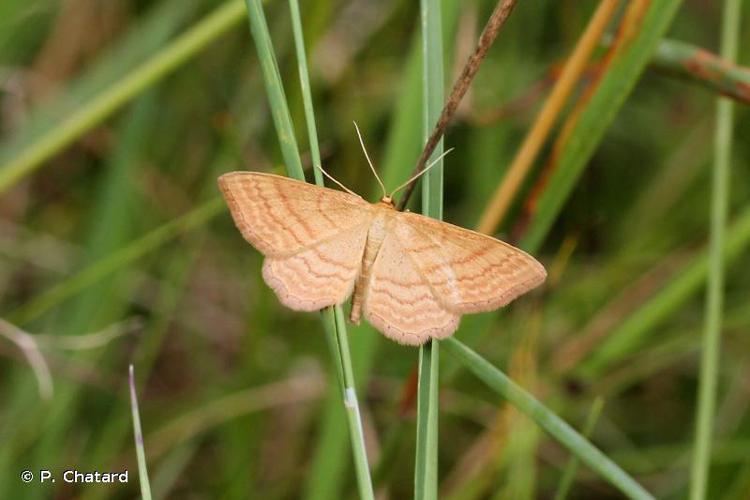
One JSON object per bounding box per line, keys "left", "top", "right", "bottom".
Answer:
{"left": 378, "top": 195, "right": 395, "bottom": 208}
{"left": 353, "top": 120, "right": 452, "bottom": 209}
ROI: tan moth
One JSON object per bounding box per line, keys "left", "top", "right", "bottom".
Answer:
{"left": 218, "top": 134, "right": 546, "bottom": 346}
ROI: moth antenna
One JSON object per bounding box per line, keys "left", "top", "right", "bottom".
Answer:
{"left": 353, "top": 121, "right": 387, "bottom": 198}
{"left": 390, "top": 148, "right": 454, "bottom": 198}
{"left": 315, "top": 164, "right": 361, "bottom": 198}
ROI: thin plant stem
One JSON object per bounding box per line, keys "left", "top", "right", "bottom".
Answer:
{"left": 649, "top": 38, "right": 750, "bottom": 104}
{"left": 689, "top": 0, "right": 741, "bottom": 498}
{"left": 0, "top": 319, "right": 53, "bottom": 400}
{"left": 398, "top": 0, "right": 518, "bottom": 210}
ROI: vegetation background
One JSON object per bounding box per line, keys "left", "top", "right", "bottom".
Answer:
{"left": 0, "top": 0, "right": 748, "bottom": 498}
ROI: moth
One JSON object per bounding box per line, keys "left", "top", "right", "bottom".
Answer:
{"left": 218, "top": 135, "right": 546, "bottom": 346}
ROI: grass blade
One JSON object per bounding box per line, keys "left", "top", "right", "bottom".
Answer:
{"left": 243, "top": 0, "right": 303, "bottom": 179}
{"left": 129, "top": 365, "right": 153, "bottom": 500}
{"left": 0, "top": 0, "right": 248, "bottom": 194}
{"left": 301, "top": 14, "right": 455, "bottom": 494}
{"left": 443, "top": 337, "right": 654, "bottom": 500}
{"left": 328, "top": 308, "right": 376, "bottom": 499}
{"left": 420, "top": 0, "right": 445, "bottom": 222}
{"left": 9, "top": 198, "right": 224, "bottom": 325}
{"left": 579, "top": 205, "right": 750, "bottom": 376}
{"left": 288, "top": 0, "right": 324, "bottom": 187}
{"left": 415, "top": 342, "right": 440, "bottom": 499}
{"left": 520, "top": 0, "right": 683, "bottom": 252}
{"left": 415, "top": 0, "right": 444, "bottom": 498}
{"left": 245, "top": 1, "right": 374, "bottom": 497}
{"left": 289, "top": 0, "right": 374, "bottom": 496}
{"left": 553, "top": 397, "right": 605, "bottom": 500}
{"left": 476, "top": 0, "right": 620, "bottom": 234}
{"left": 689, "top": 0, "right": 742, "bottom": 498}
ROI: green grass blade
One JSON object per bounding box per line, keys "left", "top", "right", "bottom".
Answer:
{"left": 289, "top": 0, "right": 374, "bottom": 492}
{"left": 415, "top": 0, "right": 444, "bottom": 498}
{"left": 129, "top": 365, "right": 153, "bottom": 500}
{"left": 331, "top": 307, "right": 376, "bottom": 499}
{"left": 553, "top": 398, "right": 605, "bottom": 500}
{"left": 288, "top": 0, "right": 324, "bottom": 187}
{"left": 75, "top": 82, "right": 266, "bottom": 499}
{"left": 303, "top": 387, "right": 352, "bottom": 500}
{"left": 520, "top": 0, "right": 683, "bottom": 253}
{"left": 1, "top": 0, "right": 193, "bottom": 153}
{"left": 579, "top": 205, "right": 750, "bottom": 376}
{"left": 244, "top": 0, "right": 303, "bottom": 180}
{"left": 0, "top": 0, "right": 248, "bottom": 195}
{"left": 442, "top": 337, "right": 654, "bottom": 500}
{"left": 245, "top": 2, "right": 373, "bottom": 498}
{"left": 0, "top": 0, "right": 55, "bottom": 60}
{"left": 1, "top": 95, "right": 164, "bottom": 500}
{"left": 150, "top": 443, "right": 198, "bottom": 500}
{"left": 307, "top": 3, "right": 461, "bottom": 497}
{"left": 420, "top": 0, "right": 444, "bottom": 221}
{"left": 689, "top": 0, "right": 741, "bottom": 498}
{"left": 302, "top": 33, "right": 428, "bottom": 500}
{"left": 415, "top": 341, "right": 440, "bottom": 499}
{"left": 10, "top": 198, "right": 224, "bottom": 325}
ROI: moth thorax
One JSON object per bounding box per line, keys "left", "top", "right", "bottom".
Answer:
{"left": 350, "top": 214, "right": 389, "bottom": 325}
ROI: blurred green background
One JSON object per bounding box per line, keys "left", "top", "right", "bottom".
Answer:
{"left": 1, "top": 0, "right": 749, "bottom": 498}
